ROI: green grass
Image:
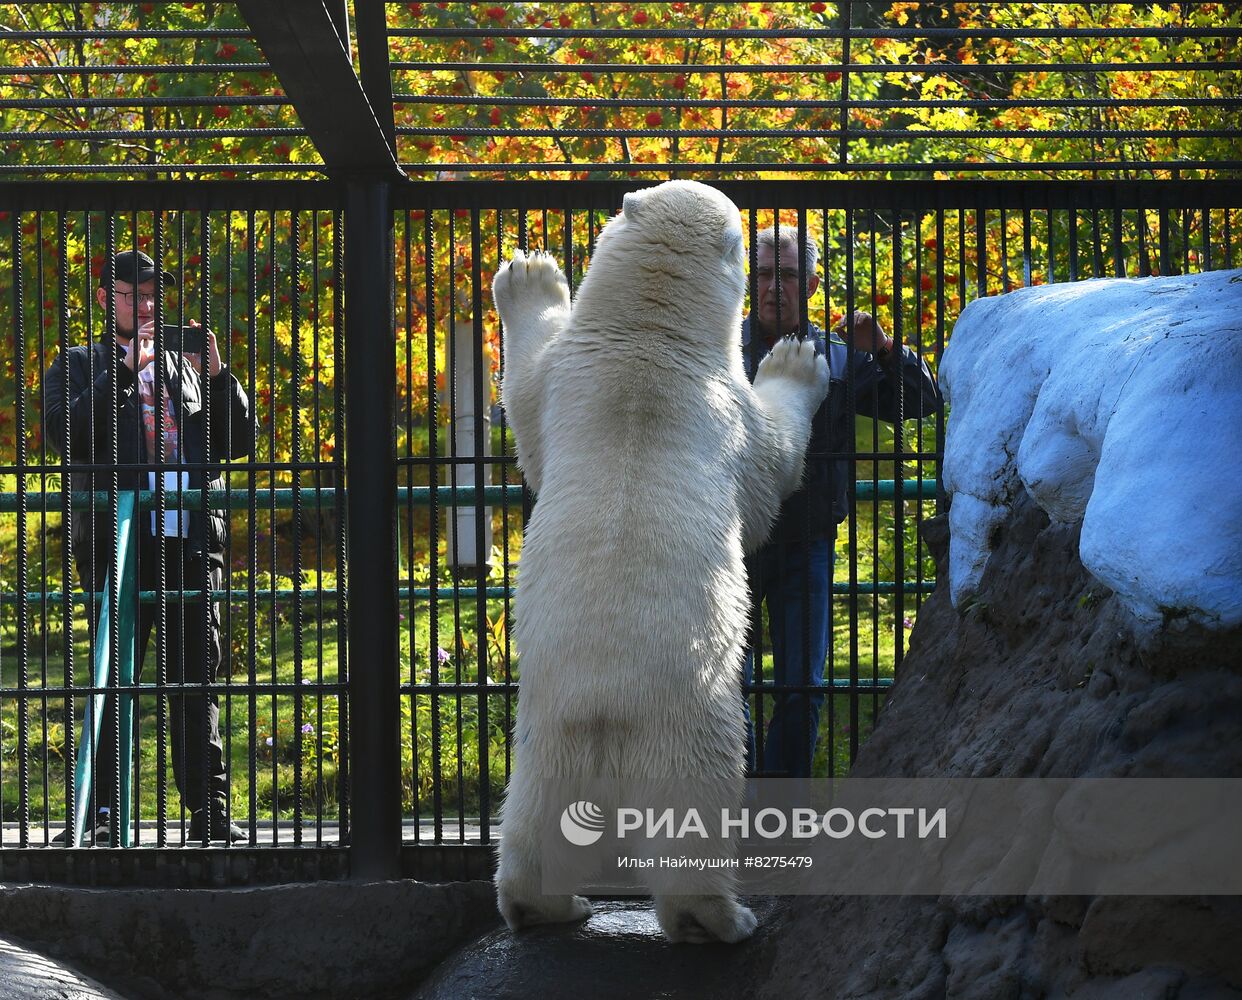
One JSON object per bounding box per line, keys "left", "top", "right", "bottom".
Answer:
{"left": 2, "top": 596, "right": 907, "bottom": 829}
{"left": 0, "top": 616, "right": 347, "bottom": 828}
{"left": 1, "top": 456, "right": 934, "bottom": 828}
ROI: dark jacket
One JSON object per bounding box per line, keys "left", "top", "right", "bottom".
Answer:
{"left": 742, "top": 317, "right": 942, "bottom": 542}
{"left": 43, "top": 339, "right": 256, "bottom": 561}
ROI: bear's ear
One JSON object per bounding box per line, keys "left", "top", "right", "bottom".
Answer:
{"left": 621, "top": 190, "right": 643, "bottom": 220}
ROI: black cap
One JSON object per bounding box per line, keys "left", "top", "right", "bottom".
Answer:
{"left": 100, "top": 250, "right": 176, "bottom": 288}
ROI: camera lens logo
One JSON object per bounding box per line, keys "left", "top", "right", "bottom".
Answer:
{"left": 560, "top": 800, "right": 606, "bottom": 846}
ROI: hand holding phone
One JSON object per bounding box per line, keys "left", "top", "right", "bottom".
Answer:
{"left": 161, "top": 324, "right": 207, "bottom": 354}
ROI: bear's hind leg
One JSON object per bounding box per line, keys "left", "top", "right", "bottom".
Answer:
{"left": 496, "top": 746, "right": 593, "bottom": 932}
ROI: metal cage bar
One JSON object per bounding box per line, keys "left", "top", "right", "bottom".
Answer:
{"left": 0, "top": 175, "right": 1240, "bottom": 882}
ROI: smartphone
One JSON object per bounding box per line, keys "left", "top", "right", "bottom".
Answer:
{"left": 160, "top": 324, "right": 206, "bottom": 354}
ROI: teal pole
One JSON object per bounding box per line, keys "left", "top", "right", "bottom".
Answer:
{"left": 115, "top": 492, "right": 138, "bottom": 848}
{"left": 72, "top": 491, "right": 137, "bottom": 847}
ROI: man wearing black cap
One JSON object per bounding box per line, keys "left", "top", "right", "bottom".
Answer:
{"left": 44, "top": 249, "right": 256, "bottom": 844}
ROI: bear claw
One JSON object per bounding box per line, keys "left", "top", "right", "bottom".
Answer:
{"left": 754, "top": 336, "right": 830, "bottom": 407}
{"left": 493, "top": 249, "right": 571, "bottom": 322}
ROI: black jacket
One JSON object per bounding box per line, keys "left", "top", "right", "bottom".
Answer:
{"left": 43, "top": 339, "right": 256, "bottom": 561}
{"left": 742, "top": 318, "right": 943, "bottom": 542}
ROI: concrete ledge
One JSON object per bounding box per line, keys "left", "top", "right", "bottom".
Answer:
{"left": 0, "top": 935, "right": 126, "bottom": 1000}
{"left": 0, "top": 879, "right": 500, "bottom": 999}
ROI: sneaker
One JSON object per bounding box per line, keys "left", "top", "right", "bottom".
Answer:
{"left": 188, "top": 810, "right": 247, "bottom": 844}
{"left": 51, "top": 810, "right": 111, "bottom": 846}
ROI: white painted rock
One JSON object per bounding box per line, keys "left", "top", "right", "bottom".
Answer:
{"left": 940, "top": 269, "right": 1242, "bottom": 631}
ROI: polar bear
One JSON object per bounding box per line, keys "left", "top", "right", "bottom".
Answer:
{"left": 491, "top": 180, "right": 828, "bottom": 944}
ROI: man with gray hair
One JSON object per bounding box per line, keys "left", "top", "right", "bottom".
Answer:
{"left": 742, "top": 225, "right": 941, "bottom": 777}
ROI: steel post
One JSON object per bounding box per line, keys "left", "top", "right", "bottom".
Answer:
{"left": 345, "top": 179, "right": 401, "bottom": 880}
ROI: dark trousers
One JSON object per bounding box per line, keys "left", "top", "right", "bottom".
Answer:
{"left": 77, "top": 536, "right": 228, "bottom": 822}
{"left": 743, "top": 538, "right": 834, "bottom": 778}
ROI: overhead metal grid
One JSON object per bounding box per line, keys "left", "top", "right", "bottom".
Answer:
{"left": 388, "top": 4, "right": 1242, "bottom": 178}
{"left": 0, "top": 3, "right": 1237, "bottom": 178}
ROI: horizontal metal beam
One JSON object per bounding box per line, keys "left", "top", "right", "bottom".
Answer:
{"left": 2, "top": 579, "right": 937, "bottom": 606}
{"left": 2, "top": 178, "right": 1239, "bottom": 212}
{"left": 234, "top": 0, "right": 402, "bottom": 180}
{"left": 0, "top": 180, "right": 343, "bottom": 210}
{"left": 0, "top": 480, "right": 939, "bottom": 512}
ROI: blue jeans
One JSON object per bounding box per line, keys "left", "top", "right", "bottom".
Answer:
{"left": 743, "top": 539, "right": 833, "bottom": 778}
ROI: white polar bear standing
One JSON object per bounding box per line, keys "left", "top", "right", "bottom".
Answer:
{"left": 492, "top": 180, "right": 828, "bottom": 944}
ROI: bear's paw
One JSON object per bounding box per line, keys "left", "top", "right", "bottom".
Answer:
{"left": 492, "top": 249, "right": 571, "bottom": 326}
{"left": 754, "top": 335, "right": 830, "bottom": 412}
{"left": 656, "top": 895, "right": 758, "bottom": 945}
{"left": 498, "top": 888, "right": 593, "bottom": 932}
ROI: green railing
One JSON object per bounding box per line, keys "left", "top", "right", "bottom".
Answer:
{"left": 1, "top": 478, "right": 939, "bottom": 512}
{"left": 0, "top": 480, "right": 940, "bottom": 603}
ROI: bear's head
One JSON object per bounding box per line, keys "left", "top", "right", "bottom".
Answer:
{"left": 574, "top": 180, "right": 746, "bottom": 342}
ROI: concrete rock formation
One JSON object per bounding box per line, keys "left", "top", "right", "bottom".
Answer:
{"left": 753, "top": 495, "right": 1242, "bottom": 999}
{"left": 0, "top": 935, "right": 126, "bottom": 1000}
{"left": 0, "top": 879, "right": 498, "bottom": 999}
{"left": 940, "top": 269, "right": 1242, "bottom": 631}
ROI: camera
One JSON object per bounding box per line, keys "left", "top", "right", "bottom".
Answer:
{"left": 160, "top": 324, "right": 206, "bottom": 354}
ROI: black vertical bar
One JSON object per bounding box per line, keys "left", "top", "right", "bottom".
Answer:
{"left": 291, "top": 209, "right": 304, "bottom": 844}
{"left": 58, "top": 211, "right": 77, "bottom": 847}
{"left": 402, "top": 209, "right": 418, "bottom": 839}
{"left": 1138, "top": 208, "right": 1151, "bottom": 277}
{"left": 496, "top": 206, "right": 514, "bottom": 786}
{"left": 310, "top": 210, "right": 325, "bottom": 846}
{"left": 1068, "top": 204, "right": 1080, "bottom": 283}
{"left": 1046, "top": 207, "right": 1055, "bottom": 285}
{"left": 14, "top": 209, "right": 29, "bottom": 847}
{"left": 333, "top": 209, "right": 350, "bottom": 837}
{"left": 266, "top": 210, "right": 279, "bottom": 839}
{"left": 518, "top": 196, "right": 532, "bottom": 531}
{"left": 424, "top": 205, "right": 443, "bottom": 844}
{"left": 1021, "top": 205, "right": 1032, "bottom": 286}
{"left": 1158, "top": 205, "right": 1171, "bottom": 276}
{"left": 795, "top": 206, "right": 811, "bottom": 774}
{"left": 152, "top": 210, "right": 168, "bottom": 846}
{"left": 470, "top": 207, "right": 490, "bottom": 841}
{"left": 562, "top": 203, "right": 573, "bottom": 292}
{"left": 889, "top": 203, "right": 905, "bottom": 728}
{"left": 174, "top": 209, "right": 187, "bottom": 842}
{"left": 1091, "top": 206, "right": 1103, "bottom": 278}
{"left": 998, "top": 208, "right": 1008, "bottom": 292}
{"left": 1201, "top": 205, "right": 1211, "bottom": 272}
{"left": 36, "top": 211, "right": 50, "bottom": 843}
{"left": 745, "top": 204, "right": 763, "bottom": 773}
{"left": 975, "top": 208, "right": 987, "bottom": 299}
{"left": 199, "top": 208, "right": 213, "bottom": 843}
{"left": 245, "top": 207, "right": 259, "bottom": 845}
{"left": 345, "top": 179, "right": 400, "bottom": 880}
{"left": 1111, "top": 204, "right": 1125, "bottom": 276}
{"left": 103, "top": 212, "right": 120, "bottom": 842}
{"left": 447, "top": 204, "right": 466, "bottom": 838}
{"left": 837, "top": 1, "right": 851, "bottom": 167}
{"left": 1182, "top": 206, "right": 1191, "bottom": 275}
{"left": 222, "top": 211, "right": 238, "bottom": 842}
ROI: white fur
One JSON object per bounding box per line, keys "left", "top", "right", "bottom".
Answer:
{"left": 492, "top": 181, "right": 828, "bottom": 943}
